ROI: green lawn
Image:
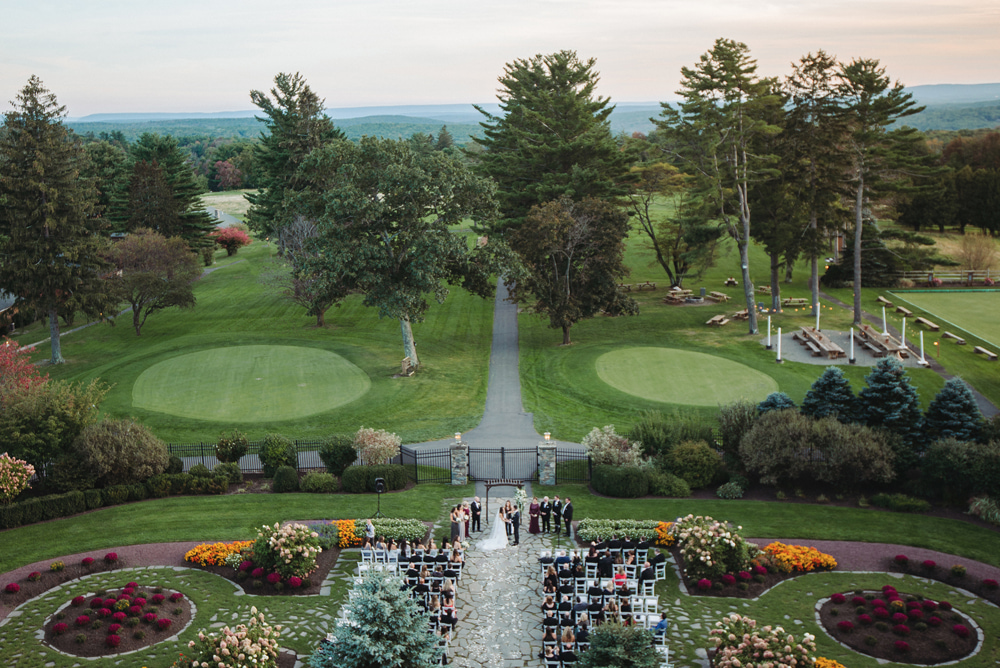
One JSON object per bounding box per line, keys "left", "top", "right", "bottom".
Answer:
{"left": 892, "top": 290, "right": 1000, "bottom": 348}
{"left": 18, "top": 242, "right": 495, "bottom": 443}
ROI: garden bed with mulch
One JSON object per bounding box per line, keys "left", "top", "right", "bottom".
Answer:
{"left": 669, "top": 545, "right": 807, "bottom": 598}
{"left": 42, "top": 583, "right": 193, "bottom": 658}
{"left": 885, "top": 555, "right": 1000, "bottom": 607}
{"left": 189, "top": 546, "right": 340, "bottom": 596}
{"left": 817, "top": 586, "right": 980, "bottom": 664}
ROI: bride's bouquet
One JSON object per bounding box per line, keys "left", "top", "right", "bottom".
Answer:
{"left": 514, "top": 488, "right": 528, "bottom": 513}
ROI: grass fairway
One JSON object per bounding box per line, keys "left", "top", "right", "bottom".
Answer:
{"left": 596, "top": 347, "right": 778, "bottom": 406}
{"left": 132, "top": 345, "right": 370, "bottom": 421}
{"left": 892, "top": 290, "right": 1000, "bottom": 348}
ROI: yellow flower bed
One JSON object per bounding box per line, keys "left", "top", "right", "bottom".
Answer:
{"left": 761, "top": 541, "right": 837, "bottom": 573}
{"left": 184, "top": 540, "right": 254, "bottom": 567}
{"left": 334, "top": 519, "right": 362, "bottom": 548}
{"left": 655, "top": 521, "right": 675, "bottom": 548}
{"left": 815, "top": 658, "right": 847, "bottom": 668}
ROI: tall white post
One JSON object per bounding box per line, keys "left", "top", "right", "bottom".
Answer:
{"left": 901, "top": 317, "right": 907, "bottom": 350}
{"left": 815, "top": 308, "right": 820, "bottom": 332}
{"left": 920, "top": 331, "right": 926, "bottom": 364}
{"left": 882, "top": 306, "right": 888, "bottom": 335}
{"left": 850, "top": 327, "right": 855, "bottom": 364}
{"left": 776, "top": 327, "right": 782, "bottom": 363}
{"left": 767, "top": 316, "right": 772, "bottom": 350}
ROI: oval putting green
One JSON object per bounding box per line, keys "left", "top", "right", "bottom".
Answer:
{"left": 132, "top": 345, "right": 370, "bottom": 422}
{"left": 595, "top": 347, "right": 778, "bottom": 406}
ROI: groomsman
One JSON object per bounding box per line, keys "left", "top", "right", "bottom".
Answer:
{"left": 470, "top": 497, "right": 482, "bottom": 533}
{"left": 540, "top": 496, "right": 552, "bottom": 533}
{"left": 552, "top": 496, "right": 563, "bottom": 534}
{"left": 511, "top": 504, "right": 521, "bottom": 545}
{"left": 562, "top": 497, "right": 573, "bottom": 537}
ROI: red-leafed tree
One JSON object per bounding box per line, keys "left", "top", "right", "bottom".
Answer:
{"left": 0, "top": 338, "right": 48, "bottom": 406}
{"left": 214, "top": 160, "right": 243, "bottom": 190}
{"left": 210, "top": 226, "right": 252, "bottom": 256}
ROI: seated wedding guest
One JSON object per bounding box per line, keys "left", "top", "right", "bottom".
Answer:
{"left": 607, "top": 537, "right": 622, "bottom": 551}
{"left": 576, "top": 615, "right": 590, "bottom": 643}
{"left": 558, "top": 564, "right": 573, "bottom": 579}
{"left": 619, "top": 596, "right": 632, "bottom": 624}
{"left": 598, "top": 551, "right": 614, "bottom": 578}
{"left": 557, "top": 644, "right": 577, "bottom": 664}
{"left": 544, "top": 566, "right": 559, "bottom": 589}
{"left": 415, "top": 539, "right": 427, "bottom": 552}
{"left": 375, "top": 536, "right": 387, "bottom": 551}
{"left": 617, "top": 580, "right": 633, "bottom": 597}
{"left": 449, "top": 549, "right": 463, "bottom": 565}
{"left": 542, "top": 626, "right": 557, "bottom": 644}
{"left": 541, "top": 595, "right": 557, "bottom": 612}
{"left": 406, "top": 565, "right": 420, "bottom": 579}
{"left": 649, "top": 550, "right": 666, "bottom": 565}
{"left": 441, "top": 538, "right": 451, "bottom": 552}
{"left": 561, "top": 628, "right": 576, "bottom": 648}
{"left": 559, "top": 582, "right": 575, "bottom": 597}
{"left": 442, "top": 579, "right": 455, "bottom": 597}
{"left": 428, "top": 598, "right": 440, "bottom": 624}
{"left": 613, "top": 566, "right": 627, "bottom": 589}
{"left": 542, "top": 610, "right": 559, "bottom": 628}
{"left": 636, "top": 537, "right": 651, "bottom": 550}
{"left": 621, "top": 536, "right": 636, "bottom": 551}
{"left": 428, "top": 537, "right": 438, "bottom": 551}
{"left": 414, "top": 577, "right": 429, "bottom": 595}
{"left": 558, "top": 595, "right": 572, "bottom": 612}
{"left": 436, "top": 627, "right": 451, "bottom": 665}
{"left": 624, "top": 550, "right": 636, "bottom": 566}
{"left": 585, "top": 546, "right": 599, "bottom": 562}
{"left": 543, "top": 580, "right": 557, "bottom": 595}
{"left": 572, "top": 562, "right": 585, "bottom": 578}
{"left": 555, "top": 550, "right": 571, "bottom": 565}
{"left": 603, "top": 579, "right": 617, "bottom": 600}
{"left": 572, "top": 596, "right": 589, "bottom": 622}
{"left": 653, "top": 612, "right": 669, "bottom": 636}
{"left": 559, "top": 611, "right": 574, "bottom": 628}
{"left": 604, "top": 598, "right": 620, "bottom": 622}
{"left": 440, "top": 608, "right": 457, "bottom": 631}
{"left": 613, "top": 553, "right": 624, "bottom": 566}
{"left": 441, "top": 593, "right": 455, "bottom": 613}
{"left": 640, "top": 561, "right": 656, "bottom": 583}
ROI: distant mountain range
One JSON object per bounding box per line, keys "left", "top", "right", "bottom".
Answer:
{"left": 64, "top": 83, "right": 1000, "bottom": 140}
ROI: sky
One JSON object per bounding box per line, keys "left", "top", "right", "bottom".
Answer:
{"left": 2, "top": 0, "right": 998, "bottom": 117}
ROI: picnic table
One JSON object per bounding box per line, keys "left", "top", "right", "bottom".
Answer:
{"left": 756, "top": 285, "right": 772, "bottom": 294}
{"left": 706, "top": 314, "right": 730, "bottom": 327}
{"left": 618, "top": 283, "right": 633, "bottom": 292}
{"left": 731, "top": 309, "right": 749, "bottom": 321}
{"left": 724, "top": 277, "right": 739, "bottom": 286}
{"left": 795, "top": 327, "right": 846, "bottom": 359}
{"left": 857, "top": 324, "right": 909, "bottom": 359}
{"left": 782, "top": 297, "right": 808, "bottom": 307}
{"left": 635, "top": 281, "right": 657, "bottom": 291}
{"left": 709, "top": 291, "right": 730, "bottom": 302}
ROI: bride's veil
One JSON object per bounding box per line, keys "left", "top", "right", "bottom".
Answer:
{"left": 478, "top": 508, "right": 508, "bottom": 551}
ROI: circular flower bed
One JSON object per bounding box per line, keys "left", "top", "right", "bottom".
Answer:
{"left": 818, "top": 585, "right": 980, "bottom": 664}
{"left": 43, "top": 582, "right": 193, "bottom": 658}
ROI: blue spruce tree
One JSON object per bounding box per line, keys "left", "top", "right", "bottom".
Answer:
{"left": 310, "top": 569, "right": 442, "bottom": 668}
{"left": 757, "top": 392, "right": 796, "bottom": 414}
{"left": 858, "top": 358, "right": 924, "bottom": 470}
{"left": 924, "top": 377, "right": 982, "bottom": 443}
{"left": 801, "top": 367, "right": 857, "bottom": 423}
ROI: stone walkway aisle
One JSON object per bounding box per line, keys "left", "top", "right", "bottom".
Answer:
{"left": 451, "top": 504, "right": 554, "bottom": 668}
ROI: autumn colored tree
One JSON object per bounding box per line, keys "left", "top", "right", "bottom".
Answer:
{"left": 0, "top": 338, "right": 48, "bottom": 406}
{"left": 213, "top": 159, "right": 243, "bottom": 190}
{"left": 106, "top": 229, "right": 201, "bottom": 335}
{"left": 210, "top": 226, "right": 252, "bottom": 255}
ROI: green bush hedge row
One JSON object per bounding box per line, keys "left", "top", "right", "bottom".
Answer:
{"left": 341, "top": 465, "right": 408, "bottom": 494}
{"left": 0, "top": 472, "right": 230, "bottom": 531}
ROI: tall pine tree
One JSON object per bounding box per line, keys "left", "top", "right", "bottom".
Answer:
{"left": 471, "top": 50, "right": 629, "bottom": 233}
{"left": 924, "top": 377, "right": 983, "bottom": 443}
{"left": 801, "top": 366, "right": 857, "bottom": 423}
{"left": 858, "top": 358, "right": 924, "bottom": 469}
{"left": 0, "top": 76, "right": 112, "bottom": 364}
{"left": 309, "top": 569, "right": 442, "bottom": 668}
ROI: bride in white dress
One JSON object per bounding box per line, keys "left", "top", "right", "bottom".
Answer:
{"left": 477, "top": 506, "right": 508, "bottom": 551}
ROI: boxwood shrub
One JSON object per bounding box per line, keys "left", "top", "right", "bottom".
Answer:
{"left": 301, "top": 472, "right": 338, "bottom": 493}
{"left": 214, "top": 462, "right": 242, "bottom": 485}
{"left": 591, "top": 465, "right": 649, "bottom": 498}
{"left": 0, "top": 491, "right": 87, "bottom": 530}
{"left": 648, "top": 469, "right": 691, "bottom": 497}
{"left": 871, "top": 493, "right": 931, "bottom": 513}
{"left": 319, "top": 435, "right": 357, "bottom": 476}
{"left": 341, "top": 464, "right": 408, "bottom": 494}
{"left": 273, "top": 466, "right": 300, "bottom": 493}
{"left": 259, "top": 433, "right": 297, "bottom": 478}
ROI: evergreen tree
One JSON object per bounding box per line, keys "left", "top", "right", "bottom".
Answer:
{"left": 129, "top": 133, "right": 215, "bottom": 248}
{"left": 655, "top": 39, "right": 783, "bottom": 334}
{"left": 124, "top": 160, "right": 182, "bottom": 237}
{"left": 246, "top": 72, "right": 343, "bottom": 247}
{"left": 924, "top": 377, "right": 983, "bottom": 443}
{"left": 576, "top": 621, "right": 661, "bottom": 668}
{"left": 858, "top": 358, "right": 924, "bottom": 469}
{"left": 0, "top": 76, "right": 113, "bottom": 364}
{"left": 434, "top": 125, "right": 454, "bottom": 151}
{"left": 309, "top": 569, "right": 441, "bottom": 668}
{"left": 82, "top": 140, "right": 132, "bottom": 224}
{"left": 757, "top": 392, "right": 796, "bottom": 415}
{"left": 801, "top": 366, "right": 857, "bottom": 423}
{"left": 471, "top": 50, "right": 629, "bottom": 233}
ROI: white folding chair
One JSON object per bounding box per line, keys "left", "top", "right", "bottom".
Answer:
{"left": 658, "top": 645, "right": 674, "bottom": 668}
{"left": 640, "top": 580, "right": 656, "bottom": 596}
{"left": 575, "top": 578, "right": 588, "bottom": 595}
{"left": 655, "top": 561, "right": 667, "bottom": 580}
{"left": 361, "top": 549, "right": 374, "bottom": 563}
{"left": 373, "top": 549, "right": 386, "bottom": 563}
{"left": 585, "top": 563, "right": 598, "bottom": 579}
{"left": 625, "top": 564, "right": 637, "bottom": 580}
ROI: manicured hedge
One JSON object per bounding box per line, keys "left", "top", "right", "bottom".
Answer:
{"left": 341, "top": 464, "right": 408, "bottom": 494}
{"left": 0, "top": 491, "right": 86, "bottom": 530}
{"left": 592, "top": 465, "right": 649, "bottom": 498}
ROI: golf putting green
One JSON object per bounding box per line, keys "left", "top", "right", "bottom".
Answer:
{"left": 595, "top": 347, "right": 778, "bottom": 406}
{"left": 132, "top": 345, "right": 370, "bottom": 422}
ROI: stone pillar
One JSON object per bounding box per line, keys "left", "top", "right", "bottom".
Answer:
{"left": 450, "top": 442, "right": 468, "bottom": 485}
{"left": 537, "top": 443, "right": 557, "bottom": 486}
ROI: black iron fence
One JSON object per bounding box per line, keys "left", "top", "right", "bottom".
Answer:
{"left": 554, "top": 448, "right": 591, "bottom": 483}
{"left": 398, "top": 446, "right": 452, "bottom": 483}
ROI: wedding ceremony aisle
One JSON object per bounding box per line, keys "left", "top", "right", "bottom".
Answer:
{"left": 451, "top": 514, "right": 552, "bottom": 667}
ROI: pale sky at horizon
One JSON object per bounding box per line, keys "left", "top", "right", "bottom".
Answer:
{"left": 2, "top": 0, "right": 998, "bottom": 117}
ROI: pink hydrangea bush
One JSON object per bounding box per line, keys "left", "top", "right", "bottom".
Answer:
{"left": 0, "top": 453, "right": 35, "bottom": 504}
{"left": 709, "top": 613, "right": 816, "bottom": 668}
{"left": 186, "top": 606, "right": 281, "bottom": 668}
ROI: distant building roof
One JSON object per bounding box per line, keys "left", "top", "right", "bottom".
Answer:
{"left": 0, "top": 292, "right": 15, "bottom": 313}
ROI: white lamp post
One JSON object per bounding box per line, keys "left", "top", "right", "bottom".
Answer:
{"left": 882, "top": 306, "right": 888, "bottom": 335}
{"left": 776, "top": 327, "right": 783, "bottom": 363}
{"left": 850, "top": 327, "right": 855, "bottom": 364}
{"left": 767, "top": 316, "right": 772, "bottom": 350}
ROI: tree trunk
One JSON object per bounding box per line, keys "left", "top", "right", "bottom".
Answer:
{"left": 769, "top": 252, "right": 781, "bottom": 312}
{"left": 853, "top": 178, "right": 864, "bottom": 326}
{"left": 48, "top": 308, "right": 65, "bottom": 364}
{"left": 784, "top": 262, "right": 794, "bottom": 283}
{"left": 400, "top": 317, "right": 419, "bottom": 368}
{"left": 316, "top": 307, "right": 326, "bottom": 327}
{"left": 133, "top": 309, "right": 143, "bottom": 336}
{"left": 562, "top": 324, "right": 572, "bottom": 345}
{"left": 738, "top": 240, "right": 758, "bottom": 335}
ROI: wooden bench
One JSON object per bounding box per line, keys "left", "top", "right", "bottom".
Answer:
{"left": 974, "top": 346, "right": 998, "bottom": 361}
{"left": 860, "top": 339, "right": 884, "bottom": 356}
{"left": 804, "top": 341, "right": 822, "bottom": 356}
{"left": 708, "top": 291, "right": 730, "bottom": 302}
{"left": 662, "top": 294, "right": 684, "bottom": 305}
{"left": 942, "top": 331, "right": 967, "bottom": 345}
{"left": 635, "top": 281, "right": 657, "bottom": 291}
{"left": 877, "top": 296, "right": 894, "bottom": 307}
{"left": 915, "top": 317, "right": 940, "bottom": 331}
{"left": 895, "top": 306, "right": 913, "bottom": 317}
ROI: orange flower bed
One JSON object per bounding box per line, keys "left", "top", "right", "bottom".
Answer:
{"left": 184, "top": 540, "right": 254, "bottom": 567}
{"left": 655, "top": 521, "right": 675, "bottom": 548}
{"left": 334, "top": 519, "right": 362, "bottom": 548}
{"left": 761, "top": 541, "right": 837, "bottom": 573}
{"left": 815, "top": 658, "right": 847, "bottom": 668}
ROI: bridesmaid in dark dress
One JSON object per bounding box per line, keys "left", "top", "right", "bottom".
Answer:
{"left": 529, "top": 497, "right": 541, "bottom": 534}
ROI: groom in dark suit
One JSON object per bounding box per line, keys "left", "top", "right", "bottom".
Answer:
{"left": 552, "top": 496, "right": 563, "bottom": 534}
{"left": 470, "top": 497, "right": 482, "bottom": 533}
{"left": 510, "top": 504, "right": 521, "bottom": 545}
